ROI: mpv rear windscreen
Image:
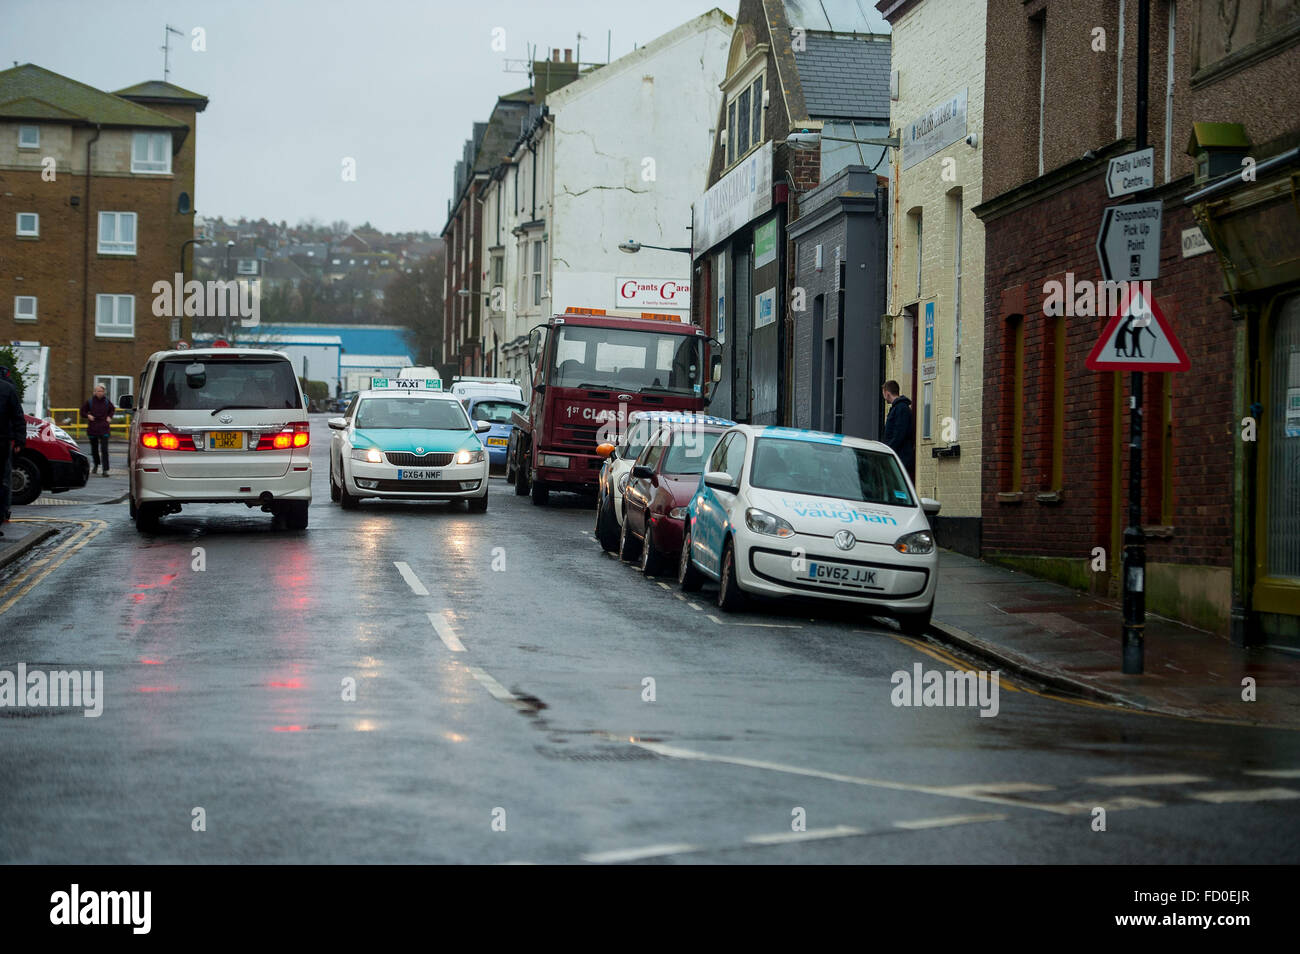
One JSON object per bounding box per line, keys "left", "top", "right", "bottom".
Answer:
{"left": 148, "top": 357, "right": 303, "bottom": 411}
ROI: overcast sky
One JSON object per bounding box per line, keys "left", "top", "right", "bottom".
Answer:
{"left": 4, "top": 0, "right": 746, "bottom": 234}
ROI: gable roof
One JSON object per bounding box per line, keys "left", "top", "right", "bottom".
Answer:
{"left": 0, "top": 64, "right": 188, "bottom": 129}
{"left": 793, "top": 32, "right": 891, "bottom": 119}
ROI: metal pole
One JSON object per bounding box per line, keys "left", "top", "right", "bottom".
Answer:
{"left": 1122, "top": 0, "right": 1150, "bottom": 674}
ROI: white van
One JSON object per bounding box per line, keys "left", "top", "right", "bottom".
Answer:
{"left": 120, "top": 348, "right": 312, "bottom": 532}
{"left": 449, "top": 377, "right": 524, "bottom": 404}
{"left": 400, "top": 367, "right": 443, "bottom": 389}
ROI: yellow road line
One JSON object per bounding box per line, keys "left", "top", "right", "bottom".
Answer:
{"left": 0, "top": 517, "right": 107, "bottom": 617}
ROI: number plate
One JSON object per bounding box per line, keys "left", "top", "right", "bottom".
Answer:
{"left": 807, "top": 562, "right": 879, "bottom": 588}
{"left": 486, "top": 437, "right": 508, "bottom": 446}
{"left": 210, "top": 431, "right": 243, "bottom": 450}
{"left": 397, "top": 469, "right": 441, "bottom": 480}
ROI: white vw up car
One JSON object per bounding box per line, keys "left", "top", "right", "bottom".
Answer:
{"left": 120, "top": 348, "right": 313, "bottom": 532}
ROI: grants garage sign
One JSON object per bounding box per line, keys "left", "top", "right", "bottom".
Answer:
{"left": 615, "top": 277, "right": 691, "bottom": 310}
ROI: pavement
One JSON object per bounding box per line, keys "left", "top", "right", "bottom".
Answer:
{"left": 932, "top": 550, "right": 1300, "bottom": 729}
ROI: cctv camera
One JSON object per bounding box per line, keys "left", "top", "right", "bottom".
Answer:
{"left": 965, "top": 132, "right": 978, "bottom": 148}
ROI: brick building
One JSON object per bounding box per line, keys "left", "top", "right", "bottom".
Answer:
{"left": 975, "top": 1, "right": 1298, "bottom": 645}
{"left": 690, "top": 0, "right": 891, "bottom": 425}
{"left": 0, "top": 65, "right": 206, "bottom": 410}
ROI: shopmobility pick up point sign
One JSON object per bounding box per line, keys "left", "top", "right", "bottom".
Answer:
{"left": 1096, "top": 200, "right": 1163, "bottom": 282}
{"left": 1086, "top": 283, "right": 1189, "bottom": 372}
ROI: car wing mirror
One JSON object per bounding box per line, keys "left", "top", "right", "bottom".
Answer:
{"left": 596, "top": 442, "right": 615, "bottom": 459}
{"left": 631, "top": 464, "right": 654, "bottom": 480}
{"left": 118, "top": 393, "right": 134, "bottom": 411}
{"left": 327, "top": 417, "right": 347, "bottom": 430}
{"left": 703, "top": 470, "right": 738, "bottom": 493}
{"left": 475, "top": 420, "right": 492, "bottom": 433}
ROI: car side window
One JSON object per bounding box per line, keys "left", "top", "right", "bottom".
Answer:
{"left": 708, "top": 432, "right": 733, "bottom": 474}
{"left": 641, "top": 429, "right": 668, "bottom": 470}
{"left": 724, "top": 434, "right": 747, "bottom": 483}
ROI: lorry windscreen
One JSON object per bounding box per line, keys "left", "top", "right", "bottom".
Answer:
{"left": 549, "top": 325, "right": 702, "bottom": 394}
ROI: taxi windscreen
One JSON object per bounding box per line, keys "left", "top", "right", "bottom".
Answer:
{"left": 356, "top": 398, "right": 469, "bottom": 430}
{"left": 750, "top": 438, "right": 915, "bottom": 506}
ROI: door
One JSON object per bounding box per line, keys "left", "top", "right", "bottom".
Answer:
{"left": 733, "top": 248, "right": 751, "bottom": 422}
{"left": 1264, "top": 295, "right": 1300, "bottom": 583}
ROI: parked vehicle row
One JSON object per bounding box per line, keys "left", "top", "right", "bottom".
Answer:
{"left": 597, "top": 417, "right": 942, "bottom": 635}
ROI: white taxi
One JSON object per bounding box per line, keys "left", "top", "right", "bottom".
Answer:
{"left": 327, "top": 379, "right": 491, "bottom": 511}
{"left": 678, "top": 425, "right": 941, "bottom": 634}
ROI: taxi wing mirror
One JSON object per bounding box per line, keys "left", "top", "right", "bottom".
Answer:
{"left": 703, "top": 470, "right": 738, "bottom": 493}
{"left": 327, "top": 417, "right": 347, "bottom": 430}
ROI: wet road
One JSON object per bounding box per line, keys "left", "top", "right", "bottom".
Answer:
{"left": 1, "top": 416, "right": 1297, "bottom": 863}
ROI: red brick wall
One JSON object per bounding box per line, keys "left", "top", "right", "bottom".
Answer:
{"left": 981, "top": 173, "right": 1233, "bottom": 570}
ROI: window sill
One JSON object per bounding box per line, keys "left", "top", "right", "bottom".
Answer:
{"left": 996, "top": 491, "right": 1023, "bottom": 504}
{"left": 1035, "top": 491, "right": 1064, "bottom": 504}
{"left": 932, "top": 443, "right": 960, "bottom": 459}
{"left": 130, "top": 169, "right": 173, "bottom": 176}
{"left": 16, "top": 234, "right": 39, "bottom": 240}
{"left": 95, "top": 332, "right": 135, "bottom": 340}
{"left": 98, "top": 250, "right": 137, "bottom": 258}
{"left": 14, "top": 317, "right": 37, "bottom": 323}
{"left": 1141, "top": 524, "right": 1176, "bottom": 539}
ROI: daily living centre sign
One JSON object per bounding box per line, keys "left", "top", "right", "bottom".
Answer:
{"left": 693, "top": 141, "right": 773, "bottom": 258}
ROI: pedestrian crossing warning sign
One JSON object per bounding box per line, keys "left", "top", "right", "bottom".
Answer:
{"left": 1085, "top": 284, "right": 1189, "bottom": 372}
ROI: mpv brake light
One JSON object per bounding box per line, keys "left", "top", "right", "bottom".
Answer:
{"left": 255, "top": 422, "right": 310, "bottom": 450}
{"left": 140, "top": 424, "right": 195, "bottom": 451}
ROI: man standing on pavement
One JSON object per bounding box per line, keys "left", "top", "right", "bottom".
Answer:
{"left": 0, "top": 365, "right": 27, "bottom": 536}
{"left": 881, "top": 379, "right": 915, "bottom": 481}
{"left": 81, "top": 383, "right": 116, "bottom": 476}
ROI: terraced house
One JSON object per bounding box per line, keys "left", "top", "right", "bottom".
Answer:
{"left": 0, "top": 64, "right": 206, "bottom": 410}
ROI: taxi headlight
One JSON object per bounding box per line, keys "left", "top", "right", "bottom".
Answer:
{"left": 745, "top": 507, "right": 795, "bottom": 538}
{"left": 351, "top": 447, "right": 384, "bottom": 463}
{"left": 456, "top": 448, "right": 486, "bottom": 465}
{"left": 893, "top": 530, "right": 934, "bottom": 554}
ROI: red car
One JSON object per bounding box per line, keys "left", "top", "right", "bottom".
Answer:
{"left": 10, "top": 415, "right": 91, "bottom": 506}
{"left": 617, "top": 417, "right": 731, "bottom": 575}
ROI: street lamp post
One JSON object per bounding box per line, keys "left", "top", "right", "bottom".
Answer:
{"left": 618, "top": 239, "right": 691, "bottom": 254}
{"left": 179, "top": 238, "right": 204, "bottom": 343}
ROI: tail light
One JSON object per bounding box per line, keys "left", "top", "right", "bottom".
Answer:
{"left": 256, "top": 422, "right": 310, "bottom": 451}
{"left": 140, "top": 424, "right": 195, "bottom": 451}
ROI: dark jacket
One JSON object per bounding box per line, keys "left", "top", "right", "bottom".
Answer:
{"left": 883, "top": 395, "right": 915, "bottom": 475}
{"left": 0, "top": 370, "right": 24, "bottom": 444}
{"left": 82, "top": 395, "right": 116, "bottom": 437}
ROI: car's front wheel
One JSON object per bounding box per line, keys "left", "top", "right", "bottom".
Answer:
{"left": 897, "top": 602, "right": 933, "bottom": 637}
{"left": 594, "top": 491, "right": 620, "bottom": 552}
{"left": 716, "top": 541, "right": 746, "bottom": 612}
{"left": 618, "top": 514, "right": 641, "bottom": 562}
{"left": 9, "top": 456, "right": 41, "bottom": 506}
{"left": 639, "top": 524, "right": 664, "bottom": 576}
{"left": 467, "top": 492, "right": 488, "bottom": 513}
{"left": 678, "top": 525, "right": 703, "bottom": 592}
{"left": 339, "top": 475, "right": 360, "bottom": 509}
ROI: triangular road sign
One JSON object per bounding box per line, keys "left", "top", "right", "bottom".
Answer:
{"left": 1086, "top": 284, "right": 1190, "bottom": 372}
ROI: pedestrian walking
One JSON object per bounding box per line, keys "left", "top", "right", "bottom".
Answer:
{"left": 881, "top": 379, "right": 915, "bottom": 480}
{"left": 0, "top": 365, "right": 27, "bottom": 536}
{"left": 82, "top": 383, "right": 116, "bottom": 476}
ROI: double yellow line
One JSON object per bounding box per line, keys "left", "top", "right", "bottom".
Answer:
{"left": 0, "top": 517, "right": 107, "bottom": 617}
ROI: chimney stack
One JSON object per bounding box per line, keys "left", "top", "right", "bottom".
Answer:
{"left": 552, "top": 49, "right": 560, "bottom": 63}
{"left": 564, "top": 49, "right": 573, "bottom": 63}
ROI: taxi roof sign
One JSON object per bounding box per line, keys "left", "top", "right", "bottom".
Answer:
{"left": 370, "top": 377, "right": 443, "bottom": 390}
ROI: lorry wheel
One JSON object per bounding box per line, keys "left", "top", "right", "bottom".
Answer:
{"left": 10, "top": 456, "right": 41, "bottom": 506}
{"left": 514, "top": 453, "right": 530, "bottom": 496}
{"left": 530, "top": 472, "right": 549, "bottom": 505}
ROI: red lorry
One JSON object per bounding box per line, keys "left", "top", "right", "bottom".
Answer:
{"left": 507, "top": 307, "right": 719, "bottom": 505}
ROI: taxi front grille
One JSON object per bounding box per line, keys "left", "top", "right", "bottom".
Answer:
{"left": 385, "top": 452, "right": 455, "bottom": 467}
{"left": 374, "top": 479, "right": 478, "bottom": 492}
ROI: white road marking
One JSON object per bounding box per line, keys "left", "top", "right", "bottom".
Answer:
{"left": 1244, "top": 769, "right": 1300, "bottom": 778}
{"left": 931, "top": 782, "right": 1055, "bottom": 796}
{"left": 429, "top": 611, "right": 465, "bottom": 652}
{"left": 656, "top": 581, "right": 671, "bottom": 591}
{"left": 705, "top": 614, "right": 802, "bottom": 628}
{"left": 393, "top": 561, "right": 429, "bottom": 596}
{"left": 467, "top": 666, "right": 517, "bottom": 703}
{"left": 892, "top": 813, "right": 1007, "bottom": 831}
{"left": 583, "top": 843, "right": 700, "bottom": 864}
{"left": 1191, "top": 787, "right": 1300, "bottom": 804}
{"left": 745, "top": 825, "right": 864, "bottom": 845}
{"left": 1086, "top": 773, "right": 1209, "bottom": 786}
{"left": 1044, "top": 796, "right": 1163, "bottom": 812}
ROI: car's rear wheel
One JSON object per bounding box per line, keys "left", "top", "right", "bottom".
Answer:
{"left": 467, "top": 492, "right": 488, "bottom": 513}
{"left": 716, "top": 541, "right": 746, "bottom": 612}
{"left": 282, "top": 501, "right": 309, "bottom": 530}
{"left": 135, "top": 501, "right": 163, "bottom": 534}
{"left": 678, "top": 525, "right": 703, "bottom": 592}
{"left": 9, "top": 456, "right": 41, "bottom": 506}
{"left": 618, "top": 514, "right": 641, "bottom": 562}
{"left": 639, "top": 524, "right": 663, "bottom": 576}
{"left": 897, "top": 602, "right": 933, "bottom": 637}
{"left": 594, "top": 491, "right": 620, "bottom": 553}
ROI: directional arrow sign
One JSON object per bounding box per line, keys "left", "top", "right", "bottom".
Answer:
{"left": 1086, "top": 284, "right": 1189, "bottom": 372}
{"left": 1097, "top": 200, "right": 1162, "bottom": 282}
{"left": 1106, "top": 146, "right": 1155, "bottom": 198}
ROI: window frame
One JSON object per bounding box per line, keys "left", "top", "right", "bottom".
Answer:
{"left": 14, "top": 295, "right": 37, "bottom": 322}
{"left": 97, "top": 211, "right": 138, "bottom": 255}
{"left": 95, "top": 294, "right": 136, "bottom": 338}
{"left": 722, "top": 68, "right": 766, "bottom": 172}
{"left": 93, "top": 374, "right": 133, "bottom": 404}
{"left": 16, "top": 212, "right": 39, "bottom": 237}
{"left": 131, "top": 131, "right": 172, "bottom": 175}
{"left": 18, "top": 124, "right": 39, "bottom": 149}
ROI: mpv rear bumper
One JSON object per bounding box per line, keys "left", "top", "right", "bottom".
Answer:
{"left": 135, "top": 465, "right": 312, "bottom": 503}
